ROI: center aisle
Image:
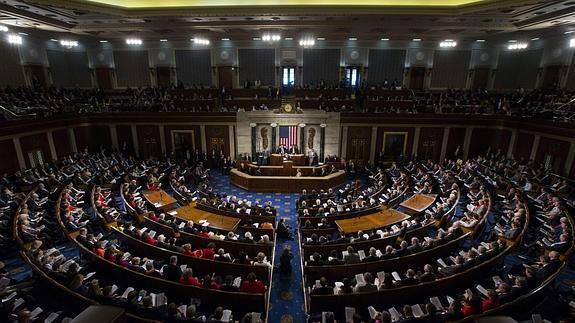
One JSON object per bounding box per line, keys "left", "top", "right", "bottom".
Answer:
{"left": 210, "top": 174, "right": 306, "bottom": 323}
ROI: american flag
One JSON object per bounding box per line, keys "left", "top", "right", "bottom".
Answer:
{"left": 279, "top": 125, "right": 298, "bottom": 147}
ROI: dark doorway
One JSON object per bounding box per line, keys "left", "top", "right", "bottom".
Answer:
{"left": 409, "top": 67, "right": 425, "bottom": 90}
{"left": 472, "top": 68, "right": 490, "bottom": 89}
{"left": 95, "top": 68, "right": 114, "bottom": 89}
{"left": 156, "top": 67, "right": 172, "bottom": 88}
{"left": 542, "top": 65, "right": 561, "bottom": 90}
{"left": 218, "top": 66, "right": 234, "bottom": 89}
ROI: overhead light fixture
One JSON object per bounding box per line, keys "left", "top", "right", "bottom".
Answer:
{"left": 284, "top": 37, "right": 293, "bottom": 40}
{"left": 7, "top": 34, "right": 22, "bottom": 45}
{"left": 317, "top": 37, "right": 325, "bottom": 41}
{"left": 59, "top": 40, "right": 78, "bottom": 48}
{"left": 348, "top": 37, "right": 357, "bottom": 41}
{"left": 508, "top": 39, "right": 517, "bottom": 43}
{"left": 253, "top": 37, "right": 262, "bottom": 41}
{"left": 531, "top": 37, "right": 540, "bottom": 41}
{"left": 50, "top": 39, "right": 58, "bottom": 42}
{"left": 476, "top": 39, "right": 485, "bottom": 42}
{"left": 570, "top": 38, "right": 575, "bottom": 48}
{"left": 262, "top": 34, "right": 280, "bottom": 42}
{"left": 192, "top": 38, "right": 210, "bottom": 45}
{"left": 99, "top": 40, "right": 108, "bottom": 43}
{"left": 508, "top": 42, "right": 528, "bottom": 50}
{"left": 18, "top": 32, "right": 27, "bottom": 36}
{"left": 412, "top": 38, "right": 421, "bottom": 42}
{"left": 381, "top": 38, "right": 390, "bottom": 41}
{"left": 0, "top": 25, "right": 8, "bottom": 32}
{"left": 565, "top": 30, "right": 575, "bottom": 34}
{"left": 299, "top": 39, "right": 315, "bottom": 47}
{"left": 221, "top": 38, "right": 230, "bottom": 41}
{"left": 160, "top": 39, "right": 168, "bottom": 42}
{"left": 439, "top": 40, "right": 457, "bottom": 48}
{"left": 126, "top": 38, "right": 142, "bottom": 45}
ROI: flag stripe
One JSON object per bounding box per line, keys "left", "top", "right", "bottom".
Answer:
{"left": 279, "top": 126, "right": 298, "bottom": 147}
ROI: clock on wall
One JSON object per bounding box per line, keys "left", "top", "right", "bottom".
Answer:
{"left": 282, "top": 103, "right": 294, "bottom": 113}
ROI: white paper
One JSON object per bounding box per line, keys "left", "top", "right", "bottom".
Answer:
{"left": 121, "top": 287, "right": 135, "bottom": 298}
{"left": 345, "top": 307, "right": 356, "bottom": 323}
{"left": 221, "top": 309, "right": 232, "bottom": 322}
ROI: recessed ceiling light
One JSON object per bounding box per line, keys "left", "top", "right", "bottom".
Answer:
{"left": 317, "top": 37, "right": 325, "bottom": 41}
{"left": 476, "top": 39, "right": 485, "bottom": 42}
{"left": 99, "top": 40, "right": 108, "bottom": 43}
{"left": 349, "top": 37, "right": 357, "bottom": 41}
{"left": 284, "top": 37, "right": 293, "bottom": 40}
{"left": 160, "top": 39, "right": 168, "bottom": 42}
{"left": 381, "top": 38, "right": 390, "bottom": 41}
{"left": 508, "top": 39, "right": 517, "bottom": 42}
{"left": 412, "top": 38, "right": 421, "bottom": 41}
{"left": 18, "top": 32, "right": 28, "bottom": 36}
{"left": 253, "top": 37, "right": 261, "bottom": 41}
{"left": 221, "top": 38, "right": 230, "bottom": 41}
{"left": 50, "top": 39, "right": 58, "bottom": 42}
{"left": 531, "top": 37, "right": 540, "bottom": 41}
{"left": 565, "top": 30, "right": 575, "bottom": 34}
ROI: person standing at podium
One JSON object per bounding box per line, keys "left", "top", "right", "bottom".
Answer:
{"left": 276, "top": 144, "right": 287, "bottom": 154}
{"left": 289, "top": 145, "right": 299, "bottom": 154}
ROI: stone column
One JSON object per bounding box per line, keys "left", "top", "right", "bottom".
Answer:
{"left": 369, "top": 126, "right": 377, "bottom": 165}
{"left": 530, "top": 135, "right": 541, "bottom": 160}
{"left": 228, "top": 125, "right": 236, "bottom": 159}
{"left": 462, "top": 127, "right": 473, "bottom": 160}
{"left": 200, "top": 125, "right": 207, "bottom": 153}
{"left": 439, "top": 127, "right": 450, "bottom": 160}
{"left": 341, "top": 126, "right": 349, "bottom": 159}
{"left": 412, "top": 127, "right": 421, "bottom": 158}
{"left": 68, "top": 128, "right": 78, "bottom": 153}
{"left": 13, "top": 137, "right": 26, "bottom": 170}
{"left": 158, "top": 125, "right": 166, "bottom": 156}
{"left": 507, "top": 129, "right": 518, "bottom": 158}
{"left": 564, "top": 142, "right": 575, "bottom": 176}
{"left": 130, "top": 125, "right": 139, "bottom": 157}
{"left": 109, "top": 125, "right": 119, "bottom": 152}
{"left": 47, "top": 131, "right": 58, "bottom": 161}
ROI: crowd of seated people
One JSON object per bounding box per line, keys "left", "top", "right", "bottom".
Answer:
{"left": 1, "top": 85, "right": 574, "bottom": 121}
{"left": 306, "top": 153, "right": 572, "bottom": 322}
{"left": 4, "top": 150, "right": 278, "bottom": 321}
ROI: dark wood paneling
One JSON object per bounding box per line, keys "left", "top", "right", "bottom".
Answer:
{"left": 52, "top": 129, "right": 72, "bottom": 158}
{"left": 0, "top": 139, "right": 18, "bottom": 174}
{"left": 205, "top": 125, "right": 230, "bottom": 157}
{"left": 75, "top": 126, "right": 112, "bottom": 153}
{"left": 19, "top": 133, "right": 51, "bottom": 168}
{"left": 468, "top": 128, "right": 511, "bottom": 158}
{"left": 418, "top": 127, "right": 443, "bottom": 161}
{"left": 514, "top": 132, "right": 534, "bottom": 160}
{"left": 347, "top": 126, "right": 372, "bottom": 161}
{"left": 116, "top": 125, "right": 134, "bottom": 155}
{"left": 535, "top": 137, "right": 570, "bottom": 174}
{"left": 137, "top": 125, "right": 161, "bottom": 158}
{"left": 445, "top": 127, "right": 465, "bottom": 159}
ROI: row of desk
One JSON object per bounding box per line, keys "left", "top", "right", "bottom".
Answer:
{"left": 230, "top": 169, "right": 346, "bottom": 193}
{"left": 142, "top": 190, "right": 241, "bottom": 232}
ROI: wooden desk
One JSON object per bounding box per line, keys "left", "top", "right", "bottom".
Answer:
{"left": 335, "top": 208, "right": 410, "bottom": 235}
{"left": 400, "top": 194, "right": 437, "bottom": 215}
{"left": 230, "top": 169, "right": 346, "bottom": 193}
{"left": 270, "top": 154, "right": 305, "bottom": 166}
{"left": 169, "top": 203, "right": 241, "bottom": 232}
{"left": 142, "top": 190, "right": 178, "bottom": 212}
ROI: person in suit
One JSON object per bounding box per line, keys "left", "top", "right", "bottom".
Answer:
{"left": 362, "top": 247, "right": 380, "bottom": 262}
{"left": 276, "top": 145, "right": 287, "bottom": 154}
{"left": 311, "top": 277, "right": 334, "bottom": 295}
{"left": 163, "top": 255, "right": 182, "bottom": 282}
{"left": 354, "top": 272, "right": 378, "bottom": 293}
{"left": 289, "top": 145, "right": 299, "bottom": 154}
{"left": 419, "top": 264, "right": 437, "bottom": 282}
{"left": 343, "top": 246, "right": 361, "bottom": 264}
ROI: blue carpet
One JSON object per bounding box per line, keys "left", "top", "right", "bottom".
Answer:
{"left": 210, "top": 174, "right": 306, "bottom": 323}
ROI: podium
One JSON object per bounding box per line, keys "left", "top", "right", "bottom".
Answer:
{"left": 270, "top": 154, "right": 305, "bottom": 166}
{"left": 270, "top": 154, "right": 284, "bottom": 166}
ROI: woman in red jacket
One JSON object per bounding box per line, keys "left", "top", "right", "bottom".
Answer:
{"left": 481, "top": 289, "right": 500, "bottom": 312}
{"left": 179, "top": 268, "right": 202, "bottom": 287}
{"left": 240, "top": 272, "right": 267, "bottom": 294}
